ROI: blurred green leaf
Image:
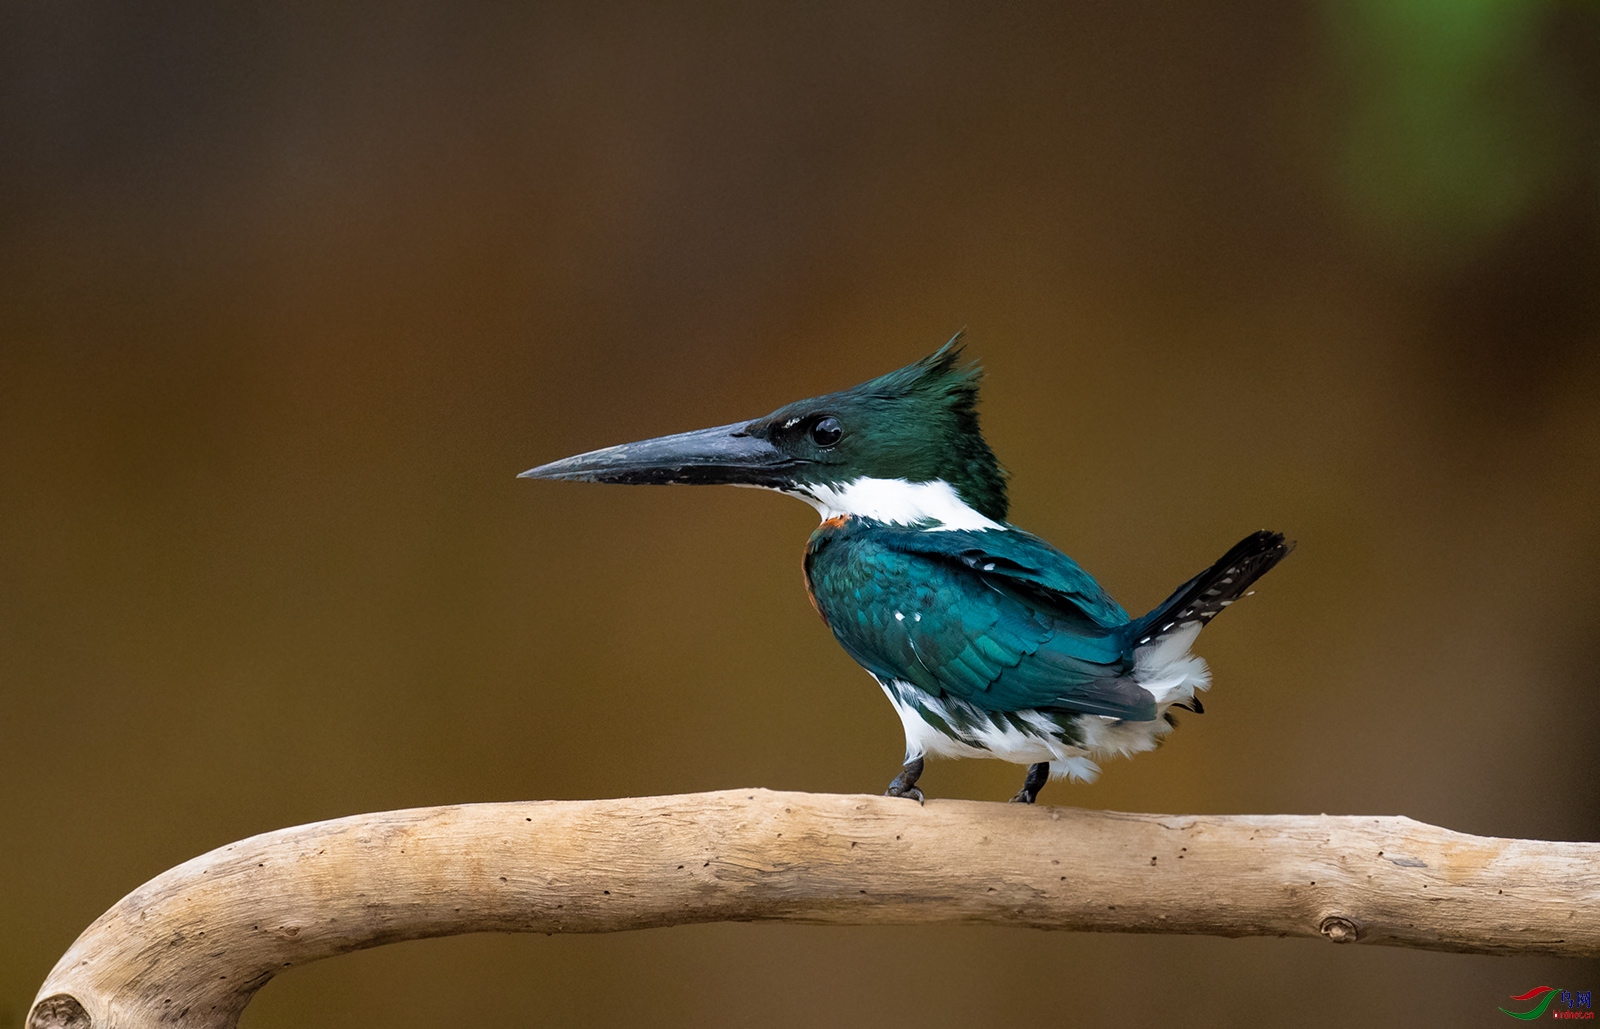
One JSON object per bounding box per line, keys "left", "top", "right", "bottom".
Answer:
{"left": 1326, "top": 0, "right": 1580, "bottom": 253}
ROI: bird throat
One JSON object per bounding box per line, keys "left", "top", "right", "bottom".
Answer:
{"left": 784, "top": 477, "right": 1004, "bottom": 531}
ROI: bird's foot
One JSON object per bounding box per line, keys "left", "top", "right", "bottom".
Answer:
{"left": 884, "top": 757, "right": 925, "bottom": 805}
{"left": 1008, "top": 762, "right": 1050, "bottom": 805}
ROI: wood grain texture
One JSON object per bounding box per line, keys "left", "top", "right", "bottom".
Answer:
{"left": 29, "top": 789, "right": 1600, "bottom": 1028}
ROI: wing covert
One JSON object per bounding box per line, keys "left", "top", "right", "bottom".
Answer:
{"left": 805, "top": 522, "right": 1151, "bottom": 718}
{"left": 876, "top": 526, "right": 1130, "bottom": 629}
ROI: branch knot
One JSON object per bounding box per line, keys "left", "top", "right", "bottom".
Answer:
{"left": 1319, "top": 915, "right": 1360, "bottom": 944}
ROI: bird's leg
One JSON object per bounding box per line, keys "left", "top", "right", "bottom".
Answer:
{"left": 884, "top": 756, "right": 925, "bottom": 803}
{"left": 1009, "top": 762, "right": 1050, "bottom": 804}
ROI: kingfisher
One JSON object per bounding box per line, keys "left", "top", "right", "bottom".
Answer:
{"left": 520, "top": 336, "right": 1292, "bottom": 804}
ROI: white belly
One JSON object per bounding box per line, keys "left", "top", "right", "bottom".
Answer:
{"left": 876, "top": 630, "right": 1211, "bottom": 782}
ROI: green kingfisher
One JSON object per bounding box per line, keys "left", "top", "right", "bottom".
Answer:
{"left": 521, "top": 336, "right": 1292, "bottom": 804}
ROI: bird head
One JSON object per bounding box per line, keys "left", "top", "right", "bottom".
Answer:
{"left": 520, "top": 333, "right": 1010, "bottom": 526}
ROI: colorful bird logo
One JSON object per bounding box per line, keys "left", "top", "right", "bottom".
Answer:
{"left": 1500, "top": 986, "right": 1561, "bottom": 1020}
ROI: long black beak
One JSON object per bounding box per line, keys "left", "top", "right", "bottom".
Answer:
{"left": 518, "top": 421, "right": 805, "bottom": 487}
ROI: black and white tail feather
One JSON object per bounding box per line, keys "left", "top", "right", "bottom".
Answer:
{"left": 1128, "top": 530, "right": 1294, "bottom": 718}
{"left": 1135, "top": 530, "right": 1295, "bottom": 649}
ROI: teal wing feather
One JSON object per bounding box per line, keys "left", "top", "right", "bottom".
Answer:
{"left": 873, "top": 526, "right": 1130, "bottom": 629}
{"left": 805, "top": 522, "right": 1153, "bottom": 719}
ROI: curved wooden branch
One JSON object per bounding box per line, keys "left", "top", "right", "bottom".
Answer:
{"left": 29, "top": 789, "right": 1600, "bottom": 1028}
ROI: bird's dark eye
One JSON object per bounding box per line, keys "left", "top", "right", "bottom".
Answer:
{"left": 810, "top": 416, "right": 843, "bottom": 448}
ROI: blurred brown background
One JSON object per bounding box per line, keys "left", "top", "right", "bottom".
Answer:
{"left": 3, "top": 1, "right": 1599, "bottom": 1025}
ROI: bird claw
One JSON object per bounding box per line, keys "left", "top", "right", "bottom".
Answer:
{"left": 883, "top": 757, "right": 925, "bottom": 804}
{"left": 1008, "top": 762, "right": 1049, "bottom": 805}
